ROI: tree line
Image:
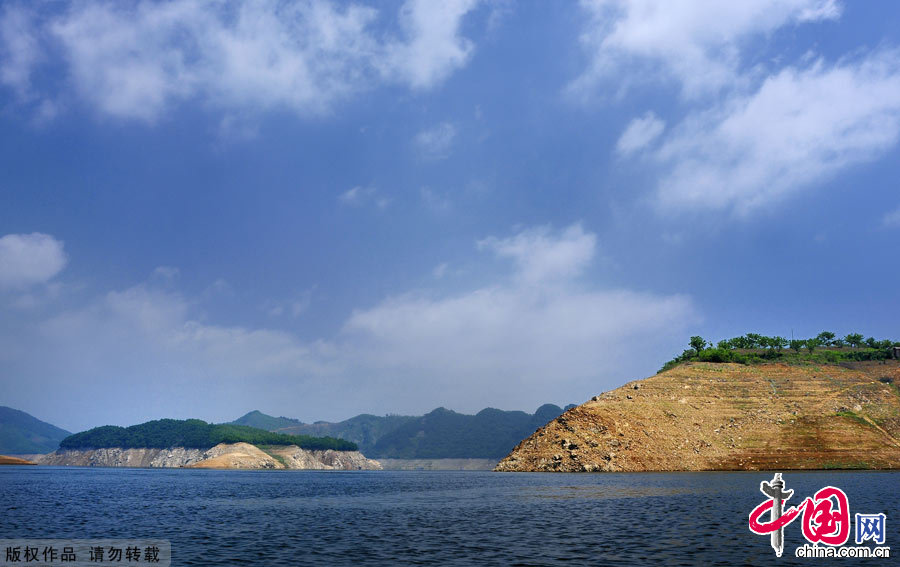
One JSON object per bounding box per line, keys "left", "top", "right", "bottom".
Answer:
{"left": 59, "top": 418, "right": 358, "bottom": 451}
{"left": 690, "top": 332, "right": 897, "bottom": 354}
{"left": 660, "top": 331, "right": 898, "bottom": 372}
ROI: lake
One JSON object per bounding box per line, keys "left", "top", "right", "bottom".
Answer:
{"left": 1, "top": 468, "right": 896, "bottom": 565}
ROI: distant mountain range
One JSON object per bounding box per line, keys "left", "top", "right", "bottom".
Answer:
{"left": 231, "top": 404, "right": 574, "bottom": 459}
{"left": 0, "top": 403, "right": 574, "bottom": 459}
{"left": 0, "top": 406, "right": 71, "bottom": 454}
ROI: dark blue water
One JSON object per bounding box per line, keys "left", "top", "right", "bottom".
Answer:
{"left": 1, "top": 468, "right": 897, "bottom": 565}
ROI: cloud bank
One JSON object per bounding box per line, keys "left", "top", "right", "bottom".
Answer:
{"left": 653, "top": 52, "right": 900, "bottom": 215}
{"left": 583, "top": 1, "right": 900, "bottom": 216}
{"left": 570, "top": 0, "right": 841, "bottom": 99}
{"left": 0, "top": 0, "right": 481, "bottom": 122}
{"left": 1, "top": 226, "right": 696, "bottom": 430}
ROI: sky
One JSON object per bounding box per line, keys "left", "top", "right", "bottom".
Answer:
{"left": 1, "top": 0, "right": 899, "bottom": 433}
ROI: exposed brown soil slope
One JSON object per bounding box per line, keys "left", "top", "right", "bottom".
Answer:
{"left": 188, "top": 443, "right": 283, "bottom": 469}
{"left": 0, "top": 455, "right": 35, "bottom": 465}
{"left": 496, "top": 361, "right": 900, "bottom": 472}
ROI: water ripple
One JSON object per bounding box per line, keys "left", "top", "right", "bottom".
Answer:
{"left": 1, "top": 468, "right": 896, "bottom": 566}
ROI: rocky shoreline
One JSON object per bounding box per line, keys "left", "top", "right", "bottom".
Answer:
{"left": 37, "top": 442, "right": 382, "bottom": 470}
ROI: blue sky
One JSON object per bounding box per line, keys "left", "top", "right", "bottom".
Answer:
{"left": 1, "top": 0, "right": 899, "bottom": 432}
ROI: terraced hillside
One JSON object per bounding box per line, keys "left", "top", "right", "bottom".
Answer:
{"left": 496, "top": 361, "right": 900, "bottom": 472}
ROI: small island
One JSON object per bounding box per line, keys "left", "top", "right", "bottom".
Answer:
{"left": 39, "top": 418, "right": 382, "bottom": 470}
{"left": 497, "top": 332, "right": 900, "bottom": 472}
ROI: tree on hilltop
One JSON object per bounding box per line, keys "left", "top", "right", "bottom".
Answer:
{"left": 690, "top": 336, "right": 707, "bottom": 355}
{"left": 745, "top": 333, "right": 763, "bottom": 348}
{"left": 816, "top": 331, "right": 836, "bottom": 346}
{"left": 845, "top": 333, "right": 864, "bottom": 349}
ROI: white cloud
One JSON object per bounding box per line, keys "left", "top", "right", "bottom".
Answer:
{"left": 414, "top": 121, "right": 457, "bottom": 159}
{"left": 0, "top": 4, "right": 40, "bottom": 99}
{"left": 339, "top": 186, "right": 371, "bottom": 205}
{"left": 338, "top": 186, "right": 388, "bottom": 209}
{"left": 344, "top": 223, "right": 696, "bottom": 412}
{"left": 884, "top": 205, "right": 900, "bottom": 228}
{"left": 1, "top": 0, "right": 481, "bottom": 122}
{"left": 586, "top": 3, "right": 900, "bottom": 216}
{"left": 652, "top": 51, "right": 900, "bottom": 214}
{"left": 569, "top": 0, "right": 841, "bottom": 99}
{"left": 478, "top": 223, "right": 596, "bottom": 284}
{"left": 0, "top": 233, "right": 67, "bottom": 289}
{"left": 382, "top": 0, "right": 479, "bottom": 90}
{"left": 616, "top": 111, "right": 665, "bottom": 156}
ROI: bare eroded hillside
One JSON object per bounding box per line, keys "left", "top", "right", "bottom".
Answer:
{"left": 496, "top": 361, "right": 900, "bottom": 472}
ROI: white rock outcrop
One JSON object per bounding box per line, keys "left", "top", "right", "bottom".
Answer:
{"left": 38, "top": 443, "right": 382, "bottom": 470}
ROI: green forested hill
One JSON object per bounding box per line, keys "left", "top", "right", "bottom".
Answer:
{"left": 270, "top": 414, "right": 418, "bottom": 452}
{"left": 230, "top": 410, "right": 302, "bottom": 431}
{"left": 234, "top": 404, "right": 572, "bottom": 459}
{"left": 370, "top": 405, "right": 569, "bottom": 458}
{"left": 0, "top": 406, "right": 71, "bottom": 454}
{"left": 59, "top": 419, "right": 356, "bottom": 451}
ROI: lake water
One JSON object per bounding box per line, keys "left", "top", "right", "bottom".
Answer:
{"left": 1, "top": 467, "right": 897, "bottom": 565}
